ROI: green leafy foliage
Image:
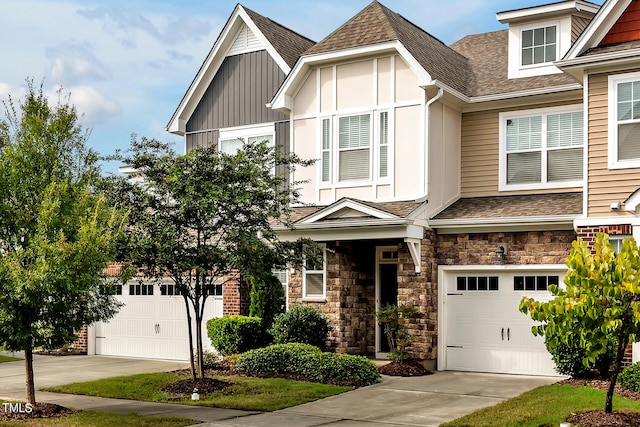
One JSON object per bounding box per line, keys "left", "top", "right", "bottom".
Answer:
{"left": 619, "top": 362, "right": 640, "bottom": 392}
{"left": 546, "top": 336, "right": 614, "bottom": 378}
{"left": 249, "top": 272, "right": 285, "bottom": 330}
{"left": 269, "top": 305, "right": 332, "bottom": 350}
{"left": 110, "top": 136, "right": 316, "bottom": 380}
{"left": 0, "top": 80, "right": 127, "bottom": 403}
{"left": 375, "top": 304, "right": 419, "bottom": 362}
{"left": 206, "top": 316, "right": 267, "bottom": 356}
{"left": 236, "top": 343, "right": 380, "bottom": 386}
{"left": 519, "top": 233, "right": 640, "bottom": 413}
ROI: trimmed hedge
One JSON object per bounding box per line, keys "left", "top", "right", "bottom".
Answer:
{"left": 619, "top": 362, "right": 640, "bottom": 392}
{"left": 236, "top": 343, "right": 380, "bottom": 386}
{"left": 270, "top": 305, "right": 332, "bottom": 350}
{"left": 206, "top": 315, "right": 266, "bottom": 356}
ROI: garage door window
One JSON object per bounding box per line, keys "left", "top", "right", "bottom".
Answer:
{"left": 514, "top": 275, "right": 558, "bottom": 291}
{"left": 129, "top": 281, "right": 154, "bottom": 295}
{"left": 456, "top": 276, "right": 499, "bottom": 291}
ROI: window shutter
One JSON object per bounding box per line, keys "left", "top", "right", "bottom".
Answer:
{"left": 379, "top": 111, "right": 388, "bottom": 178}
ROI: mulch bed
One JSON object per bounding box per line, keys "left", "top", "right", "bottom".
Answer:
{"left": 378, "top": 358, "right": 432, "bottom": 377}
{"left": 560, "top": 378, "right": 640, "bottom": 426}
{"left": 0, "top": 403, "right": 77, "bottom": 421}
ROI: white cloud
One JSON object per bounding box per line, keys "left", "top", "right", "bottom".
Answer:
{"left": 50, "top": 85, "right": 121, "bottom": 125}
{"left": 46, "top": 41, "right": 111, "bottom": 85}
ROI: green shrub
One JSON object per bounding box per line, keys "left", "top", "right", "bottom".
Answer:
{"left": 270, "top": 305, "right": 332, "bottom": 350}
{"left": 249, "top": 272, "right": 285, "bottom": 329}
{"left": 547, "top": 337, "right": 614, "bottom": 378}
{"left": 236, "top": 343, "right": 380, "bottom": 386}
{"left": 206, "top": 315, "right": 266, "bottom": 356}
{"left": 619, "top": 362, "right": 640, "bottom": 391}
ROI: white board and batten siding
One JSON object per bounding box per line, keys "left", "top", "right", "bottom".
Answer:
{"left": 92, "top": 279, "right": 223, "bottom": 361}
{"left": 439, "top": 266, "right": 566, "bottom": 377}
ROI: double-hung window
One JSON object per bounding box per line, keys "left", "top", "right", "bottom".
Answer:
{"left": 218, "top": 125, "right": 274, "bottom": 155}
{"left": 322, "top": 111, "right": 389, "bottom": 184}
{"left": 609, "top": 72, "right": 640, "bottom": 168}
{"left": 521, "top": 25, "right": 557, "bottom": 66}
{"left": 500, "top": 106, "right": 583, "bottom": 190}
{"left": 303, "top": 244, "right": 325, "bottom": 300}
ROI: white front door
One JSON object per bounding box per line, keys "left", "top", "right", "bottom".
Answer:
{"left": 443, "top": 269, "right": 561, "bottom": 376}
{"left": 95, "top": 280, "right": 223, "bottom": 360}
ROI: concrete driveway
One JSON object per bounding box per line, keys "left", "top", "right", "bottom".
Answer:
{"left": 0, "top": 352, "right": 558, "bottom": 426}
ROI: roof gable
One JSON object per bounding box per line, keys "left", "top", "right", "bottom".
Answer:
{"left": 299, "top": 199, "right": 398, "bottom": 225}
{"left": 166, "top": 4, "right": 314, "bottom": 135}
{"left": 599, "top": 0, "right": 640, "bottom": 45}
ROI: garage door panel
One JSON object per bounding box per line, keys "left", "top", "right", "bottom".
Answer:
{"left": 445, "top": 270, "right": 563, "bottom": 376}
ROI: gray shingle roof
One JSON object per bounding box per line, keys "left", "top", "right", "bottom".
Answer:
{"left": 432, "top": 192, "right": 583, "bottom": 220}
{"left": 243, "top": 6, "right": 315, "bottom": 68}
{"left": 303, "top": 1, "right": 470, "bottom": 94}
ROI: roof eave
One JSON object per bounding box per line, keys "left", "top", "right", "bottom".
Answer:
{"left": 428, "top": 215, "right": 580, "bottom": 234}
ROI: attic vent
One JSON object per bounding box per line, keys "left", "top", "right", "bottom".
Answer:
{"left": 227, "top": 24, "right": 262, "bottom": 56}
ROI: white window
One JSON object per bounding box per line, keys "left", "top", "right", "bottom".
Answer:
{"left": 303, "top": 245, "right": 325, "bottom": 300}
{"left": 218, "top": 124, "right": 275, "bottom": 155}
{"left": 522, "top": 25, "right": 557, "bottom": 66}
{"left": 609, "top": 72, "right": 640, "bottom": 168}
{"left": 500, "top": 106, "right": 583, "bottom": 190}
{"left": 320, "top": 111, "right": 390, "bottom": 185}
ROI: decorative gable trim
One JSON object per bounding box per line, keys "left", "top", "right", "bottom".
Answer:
{"left": 166, "top": 5, "right": 292, "bottom": 136}
{"left": 227, "top": 23, "right": 264, "bottom": 56}
{"left": 299, "top": 198, "right": 397, "bottom": 225}
{"left": 624, "top": 187, "right": 640, "bottom": 212}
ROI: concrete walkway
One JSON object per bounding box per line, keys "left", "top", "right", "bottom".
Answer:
{"left": 0, "top": 352, "right": 558, "bottom": 426}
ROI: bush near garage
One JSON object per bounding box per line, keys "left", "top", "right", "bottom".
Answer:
{"left": 269, "top": 305, "right": 332, "bottom": 350}
{"left": 235, "top": 343, "right": 380, "bottom": 386}
{"left": 619, "top": 362, "right": 640, "bottom": 392}
{"left": 206, "top": 315, "right": 267, "bottom": 356}
{"left": 545, "top": 335, "right": 614, "bottom": 378}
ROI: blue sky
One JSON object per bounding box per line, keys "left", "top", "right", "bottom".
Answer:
{"left": 0, "top": 0, "right": 604, "bottom": 174}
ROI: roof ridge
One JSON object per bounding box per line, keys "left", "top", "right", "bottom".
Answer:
{"left": 241, "top": 4, "right": 315, "bottom": 46}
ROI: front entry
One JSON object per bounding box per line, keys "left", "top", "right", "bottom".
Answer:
{"left": 376, "top": 246, "right": 398, "bottom": 358}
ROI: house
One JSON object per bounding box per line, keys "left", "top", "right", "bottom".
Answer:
{"left": 95, "top": 0, "right": 640, "bottom": 375}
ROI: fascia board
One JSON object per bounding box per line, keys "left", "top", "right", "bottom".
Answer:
{"left": 497, "top": 1, "right": 600, "bottom": 24}
{"left": 166, "top": 5, "right": 291, "bottom": 135}
{"left": 429, "top": 215, "right": 579, "bottom": 234}
{"left": 300, "top": 200, "right": 398, "bottom": 224}
{"left": 563, "top": 0, "right": 630, "bottom": 60}
{"left": 275, "top": 221, "right": 424, "bottom": 242}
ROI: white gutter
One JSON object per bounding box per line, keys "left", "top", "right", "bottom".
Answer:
{"left": 429, "top": 215, "right": 579, "bottom": 233}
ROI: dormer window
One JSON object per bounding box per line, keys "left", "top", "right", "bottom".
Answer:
{"left": 521, "top": 25, "right": 556, "bottom": 66}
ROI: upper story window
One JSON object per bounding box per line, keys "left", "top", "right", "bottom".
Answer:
{"left": 218, "top": 124, "right": 275, "bottom": 155}
{"left": 521, "top": 26, "right": 556, "bottom": 66}
{"left": 321, "top": 111, "right": 389, "bottom": 185}
{"left": 500, "top": 106, "right": 583, "bottom": 191}
{"left": 609, "top": 72, "right": 640, "bottom": 169}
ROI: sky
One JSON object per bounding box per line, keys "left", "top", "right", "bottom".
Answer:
{"left": 0, "top": 0, "right": 605, "bottom": 175}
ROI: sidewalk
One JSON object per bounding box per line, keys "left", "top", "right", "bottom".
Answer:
{"left": 0, "top": 352, "right": 558, "bottom": 426}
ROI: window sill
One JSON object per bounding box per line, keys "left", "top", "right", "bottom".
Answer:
{"left": 302, "top": 297, "right": 327, "bottom": 303}
{"left": 609, "top": 159, "right": 640, "bottom": 170}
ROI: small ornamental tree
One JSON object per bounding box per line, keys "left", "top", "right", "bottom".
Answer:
{"left": 112, "top": 137, "right": 314, "bottom": 381}
{"left": 520, "top": 233, "right": 640, "bottom": 414}
{"left": 376, "top": 304, "right": 418, "bottom": 362}
{"left": 249, "top": 272, "right": 285, "bottom": 330}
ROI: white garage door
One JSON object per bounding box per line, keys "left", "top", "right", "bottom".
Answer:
{"left": 95, "top": 280, "right": 223, "bottom": 360}
{"left": 445, "top": 270, "right": 562, "bottom": 376}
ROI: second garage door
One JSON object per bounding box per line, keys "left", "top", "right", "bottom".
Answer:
{"left": 444, "top": 269, "right": 563, "bottom": 376}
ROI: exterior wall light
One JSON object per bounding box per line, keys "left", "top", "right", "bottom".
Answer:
{"left": 496, "top": 245, "right": 506, "bottom": 264}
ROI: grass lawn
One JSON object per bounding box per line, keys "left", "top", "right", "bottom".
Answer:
{"left": 441, "top": 383, "right": 640, "bottom": 427}
{"left": 44, "top": 372, "right": 352, "bottom": 412}
{"left": 0, "top": 355, "right": 21, "bottom": 363}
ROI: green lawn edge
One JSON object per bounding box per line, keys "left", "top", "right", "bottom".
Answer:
{"left": 0, "top": 355, "right": 21, "bottom": 364}
{"left": 441, "top": 383, "right": 640, "bottom": 427}
{"left": 43, "top": 371, "right": 352, "bottom": 412}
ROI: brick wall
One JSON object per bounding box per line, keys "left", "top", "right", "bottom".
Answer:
{"left": 222, "top": 272, "right": 250, "bottom": 316}
{"left": 575, "top": 224, "right": 632, "bottom": 251}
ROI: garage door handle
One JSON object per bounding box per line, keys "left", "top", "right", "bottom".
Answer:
{"left": 154, "top": 323, "right": 160, "bottom": 334}
{"left": 501, "top": 328, "right": 504, "bottom": 341}
{"left": 507, "top": 328, "right": 510, "bottom": 341}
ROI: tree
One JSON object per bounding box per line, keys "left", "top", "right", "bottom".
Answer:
{"left": 0, "top": 80, "right": 126, "bottom": 404}
{"left": 249, "top": 271, "right": 285, "bottom": 331}
{"left": 520, "top": 233, "right": 640, "bottom": 414}
{"left": 375, "top": 304, "right": 418, "bottom": 362}
{"left": 113, "top": 136, "right": 313, "bottom": 381}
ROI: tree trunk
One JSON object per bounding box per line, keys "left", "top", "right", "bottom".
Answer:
{"left": 606, "top": 337, "right": 628, "bottom": 413}
{"left": 25, "top": 341, "right": 36, "bottom": 404}
{"left": 183, "top": 296, "right": 196, "bottom": 382}
{"left": 195, "top": 312, "right": 204, "bottom": 380}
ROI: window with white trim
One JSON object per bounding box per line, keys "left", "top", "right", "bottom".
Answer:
{"left": 321, "top": 111, "right": 389, "bottom": 184}
{"left": 219, "top": 134, "right": 274, "bottom": 155}
{"left": 609, "top": 73, "right": 640, "bottom": 168}
{"left": 521, "top": 25, "right": 557, "bottom": 66}
{"left": 303, "top": 245, "right": 325, "bottom": 299}
{"left": 500, "top": 106, "right": 583, "bottom": 190}
{"left": 218, "top": 125, "right": 275, "bottom": 155}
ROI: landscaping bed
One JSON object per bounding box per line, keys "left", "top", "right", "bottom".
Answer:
{"left": 0, "top": 402, "right": 76, "bottom": 422}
